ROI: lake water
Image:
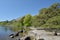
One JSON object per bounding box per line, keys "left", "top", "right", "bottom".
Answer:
{"left": 0, "top": 26, "right": 19, "bottom": 40}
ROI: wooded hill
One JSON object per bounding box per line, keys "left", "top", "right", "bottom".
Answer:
{"left": 0, "top": 3, "right": 60, "bottom": 29}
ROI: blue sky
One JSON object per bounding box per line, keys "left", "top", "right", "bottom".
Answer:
{"left": 0, "top": 0, "right": 60, "bottom": 21}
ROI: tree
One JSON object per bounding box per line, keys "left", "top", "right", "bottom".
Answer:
{"left": 49, "top": 3, "right": 60, "bottom": 11}
{"left": 31, "top": 15, "right": 46, "bottom": 27}
{"left": 19, "top": 16, "right": 25, "bottom": 26}
{"left": 39, "top": 8, "right": 48, "bottom": 14}
{"left": 23, "top": 14, "right": 32, "bottom": 27}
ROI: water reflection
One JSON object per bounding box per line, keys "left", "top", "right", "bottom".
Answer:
{"left": 0, "top": 26, "right": 17, "bottom": 40}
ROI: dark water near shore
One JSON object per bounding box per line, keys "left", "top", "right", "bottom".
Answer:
{"left": 0, "top": 26, "right": 19, "bottom": 40}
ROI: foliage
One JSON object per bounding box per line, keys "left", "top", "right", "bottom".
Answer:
{"left": 0, "top": 3, "right": 60, "bottom": 30}
{"left": 23, "top": 14, "right": 32, "bottom": 27}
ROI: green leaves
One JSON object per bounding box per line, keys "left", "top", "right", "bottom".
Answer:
{"left": 49, "top": 3, "right": 60, "bottom": 10}
{"left": 41, "top": 16, "right": 60, "bottom": 28}
{"left": 23, "top": 14, "right": 32, "bottom": 26}
{"left": 0, "top": 3, "right": 60, "bottom": 29}
{"left": 32, "top": 3, "right": 60, "bottom": 28}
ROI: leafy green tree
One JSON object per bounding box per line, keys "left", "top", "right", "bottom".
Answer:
{"left": 39, "top": 8, "right": 48, "bottom": 14}
{"left": 49, "top": 3, "right": 60, "bottom": 10}
{"left": 23, "top": 14, "right": 32, "bottom": 27}
{"left": 19, "top": 16, "right": 25, "bottom": 26}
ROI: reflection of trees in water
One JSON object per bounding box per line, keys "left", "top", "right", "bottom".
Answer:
{"left": 3, "top": 26, "right": 12, "bottom": 32}
{"left": 0, "top": 26, "right": 8, "bottom": 32}
{"left": 4, "top": 27, "right": 8, "bottom": 32}
{"left": 10, "top": 26, "right": 21, "bottom": 32}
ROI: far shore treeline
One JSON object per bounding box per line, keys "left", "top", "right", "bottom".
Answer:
{"left": 0, "top": 3, "right": 60, "bottom": 31}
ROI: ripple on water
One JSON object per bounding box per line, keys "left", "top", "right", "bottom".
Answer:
{"left": 0, "top": 26, "right": 17, "bottom": 40}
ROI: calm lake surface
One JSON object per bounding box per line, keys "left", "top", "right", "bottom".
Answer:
{"left": 0, "top": 26, "right": 19, "bottom": 40}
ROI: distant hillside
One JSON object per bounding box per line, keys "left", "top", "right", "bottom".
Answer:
{"left": 0, "top": 3, "right": 60, "bottom": 29}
